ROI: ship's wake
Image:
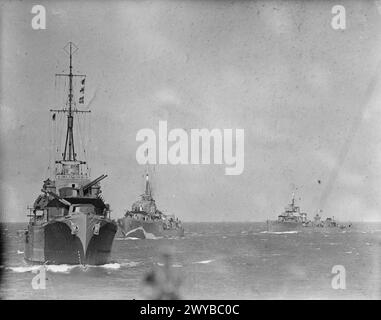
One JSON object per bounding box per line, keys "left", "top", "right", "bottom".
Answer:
{"left": 192, "top": 259, "right": 216, "bottom": 264}
{"left": 7, "top": 265, "right": 76, "bottom": 273}
{"left": 260, "top": 231, "right": 299, "bottom": 234}
{"left": 5, "top": 261, "right": 140, "bottom": 273}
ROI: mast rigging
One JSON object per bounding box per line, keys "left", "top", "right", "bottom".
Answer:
{"left": 51, "top": 42, "right": 90, "bottom": 164}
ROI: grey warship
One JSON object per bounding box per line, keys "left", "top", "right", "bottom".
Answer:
{"left": 24, "top": 43, "right": 117, "bottom": 265}
{"left": 266, "top": 193, "right": 352, "bottom": 232}
{"left": 116, "top": 172, "right": 184, "bottom": 239}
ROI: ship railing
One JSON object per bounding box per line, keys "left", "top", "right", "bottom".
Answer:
{"left": 56, "top": 174, "right": 89, "bottom": 180}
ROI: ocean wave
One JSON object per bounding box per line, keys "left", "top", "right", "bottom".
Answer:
{"left": 99, "top": 263, "right": 121, "bottom": 270}
{"left": 193, "top": 259, "right": 215, "bottom": 264}
{"left": 7, "top": 265, "right": 76, "bottom": 273}
{"left": 6, "top": 261, "right": 138, "bottom": 273}
{"left": 260, "top": 231, "right": 298, "bottom": 234}
{"left": 121, "top": 261, "right": 140, "bottom": 267}
{"left": 115, "top": 237, "right": 140, "bottom": 241}
{"left": 156, "top": 262, "right": 183, "bottom": 268}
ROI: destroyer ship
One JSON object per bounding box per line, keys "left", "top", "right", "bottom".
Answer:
{"left": 266, "top": 193, "right": 352, "bottom": 232}
{"left": 24, "top": 43, "right": 117, "bottom": 265}
{"left": 116, "top": 172, "right": 184, "bottom": 239}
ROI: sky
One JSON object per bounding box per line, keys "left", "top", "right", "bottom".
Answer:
{"left": 1, "top": 0, "right": 381, "bottom": 222}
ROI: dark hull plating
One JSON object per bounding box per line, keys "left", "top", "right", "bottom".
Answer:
{"left": 116, "top": 217, "right": 184, "bottom": 239}
{"left": 25, "top": 213, "right": 117, "bottom": 265}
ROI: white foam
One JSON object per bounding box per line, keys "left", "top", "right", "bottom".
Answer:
{"left": 260, "top": 231, "right": 298, "bottom": 234}
{"left": 123, "top": 227, "right": 162, "bottom": 240}
{"left": 115, "top": 237, "right": 140, "bottom": 241}
{"left": 46, "top": 265, "right": 76, "bottom": 273}
{"left": 7, "top": 266, "right": 41, "bottom": 273}
{"left": 99, "top": 263, "right": 121, "bottom": 270}
{"left": 7, "top": 262, "right": 127, "bottom": 273}
{"left": 7, "top": 264, "right": 75, "bottom": 273}
{"left": 17, "top": 250, "right": 24, "bottom": 254}
{"left": 193, "top": 259, "right": 215, "bottom": 264}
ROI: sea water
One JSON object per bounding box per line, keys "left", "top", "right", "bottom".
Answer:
{"left": 0, "top": 222, "right": 380, "bottom": 299}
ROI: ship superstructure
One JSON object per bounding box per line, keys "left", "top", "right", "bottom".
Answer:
{"left": 266, "top": 192, "right": 351, "bottom": 232}
{"left": 117, "top": 170, "right": 184, "bottom": 239}
{"left": 276, "top": 193, "right": 308, "bottom": 224}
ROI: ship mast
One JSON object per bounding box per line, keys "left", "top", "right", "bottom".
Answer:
{"left": 51, "top": 42, "right": 90, "bottom": 167}
{"left": 144, "top": 148, "right": 152, "bottom": 198}
{"left": 145, "top": 173, "right": 152, "bottom": 197}
{"left": 64, "top": 42, "right": 75, "bottom": 161}
{"left": 145, "top": 149, "right": 152, "bottom": 197}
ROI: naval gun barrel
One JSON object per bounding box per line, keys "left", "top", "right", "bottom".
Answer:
{"left": 81, "top": 174, "right": 108, "bottom": 192}
{"left": 41, "top": 189, "right": 71, "bottom": 207}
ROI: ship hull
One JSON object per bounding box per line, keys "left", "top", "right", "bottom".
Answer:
{"left": 116, "top": 217, "right": 184, "bottom": 239}
{"left": 266, "top": 220, "right": 306, "bottom": 232}
{"left": 266, "top": 220, "right": 350, "bottom": 232}
{"left": 25, "top": 213, "right": 117, "bottom": 265}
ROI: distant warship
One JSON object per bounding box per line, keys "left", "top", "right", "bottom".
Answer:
{"left": 266, "top": 193, "right": 352, "bottom": 232}
{"left": 24, "top": 43, "right": 117, "bottom": 265}
{"left": 117, "top": 172, "right": 184, "bottom": 239}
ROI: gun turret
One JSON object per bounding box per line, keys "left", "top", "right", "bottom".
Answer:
{"left": 81, "top": 174, "right": 108, "bottom": 194}
{"left": 41, "top": 189, "right": 71, "bottom": 207}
